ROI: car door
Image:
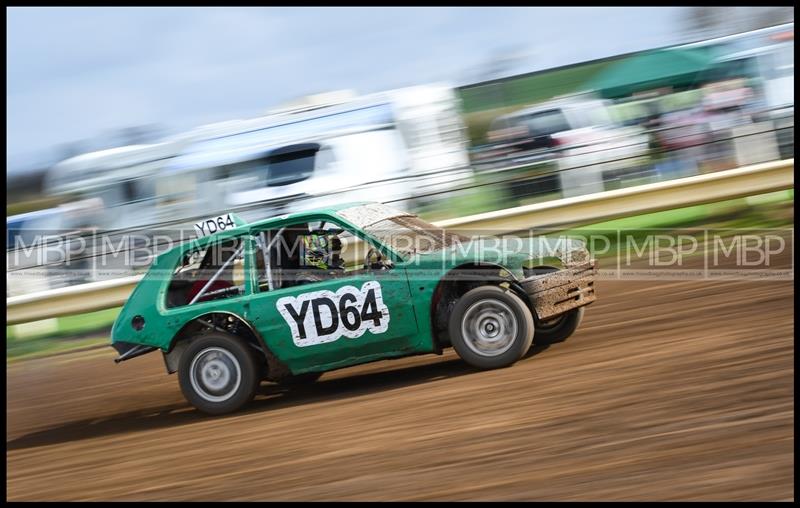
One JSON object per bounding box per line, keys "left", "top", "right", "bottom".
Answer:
{"left": 243, "top": 219, "right": 420, "bottom": 374}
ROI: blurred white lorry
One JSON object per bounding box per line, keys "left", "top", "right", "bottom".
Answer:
{"left": 44, "top": 83, "right": 473, "bottom": 231}
{"left": 15, "top": 84, "right": 472, "bottom": 296}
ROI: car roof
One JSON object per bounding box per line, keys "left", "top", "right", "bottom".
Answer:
{"left": 170, "top": 201, "right": 374, "bottom": 253}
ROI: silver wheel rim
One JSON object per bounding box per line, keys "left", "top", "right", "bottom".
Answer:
{"left": 461, "top": 298, "right": 519, "bottom": 357}
{"left": 190, "top": 347, "right": 242, "bottom": 403}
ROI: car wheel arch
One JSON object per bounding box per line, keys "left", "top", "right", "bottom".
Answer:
{"left": 163, "top": 311, "right": 291, "bottom": 380}
{"left": 430, "top": 263, "right": 525, "bottom": 352}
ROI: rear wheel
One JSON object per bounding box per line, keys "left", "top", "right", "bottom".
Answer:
{"left": 178, "top": 332, "right": 260, "bottom": 415}
{"left": 449, "top": 285, "right": 534, "bottom": 370}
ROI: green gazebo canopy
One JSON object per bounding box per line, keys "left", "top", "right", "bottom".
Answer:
{"left": 588, "top": 46, "right": 721, "bottom": 99}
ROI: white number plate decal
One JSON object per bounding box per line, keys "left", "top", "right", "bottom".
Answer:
{"left": 194, "top": 213, "right": 236, "bottom": 238}
{"left": 277, "top": 281, "right": 390, "bottom": 347}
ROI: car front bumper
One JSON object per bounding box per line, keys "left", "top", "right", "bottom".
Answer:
{"left": 519, "top": 259, "right": 597, "bottom": 321}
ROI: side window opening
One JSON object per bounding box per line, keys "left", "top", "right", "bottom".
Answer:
{"left": 166, "top": 237, "right": 246, "bottom": 308}
{"left": 253, "top": 222, "right": 345, "bottom": 292}
{"left": 253, "top": 219, "right": 383, "bottom": 293}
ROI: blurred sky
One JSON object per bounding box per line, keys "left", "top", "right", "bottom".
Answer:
{"left": 7, "top": 6, "right": 692, "bottom": 172}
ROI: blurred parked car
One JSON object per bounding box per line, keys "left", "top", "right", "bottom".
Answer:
{"left": 474, "top": 96, "right": 652, "bottom": 197}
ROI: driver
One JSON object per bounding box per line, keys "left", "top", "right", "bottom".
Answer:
{"left": 302, "top": 232, "right": 344, "bottom": 271}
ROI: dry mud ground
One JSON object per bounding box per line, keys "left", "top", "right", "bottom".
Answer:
{"left": 7, "top": 261, "right": 794, "bottom": 500}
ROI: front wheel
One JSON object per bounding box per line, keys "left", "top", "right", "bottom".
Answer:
{"left": 449, "top": 285, "right": 534, "bottom": 370}
{"left": 178, "top": 332, "right": 260, "bottom": 415}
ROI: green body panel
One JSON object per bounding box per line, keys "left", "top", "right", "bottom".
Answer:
{"left": 111, "top": 204, "right": 567, "bottom": 374}
{"left": 245, "top": 268, "right": 422, "bottom": 374}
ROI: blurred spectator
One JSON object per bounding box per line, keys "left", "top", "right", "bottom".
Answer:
{"left": 654, "top": 107, "right": 712, "bottom": 178}
{"left": 701, "top": 78, "right": 756, "bottom": 171}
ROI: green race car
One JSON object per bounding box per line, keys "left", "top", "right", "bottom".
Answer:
{"left": 111, "top": 202, "right": 597, "bottom": 414}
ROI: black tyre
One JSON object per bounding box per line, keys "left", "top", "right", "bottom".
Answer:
{"left": 449, "top": 285, "right": 534, "bottom": 370}
{"left": 533, "top": 307, "right": 585, "bottom": 345}
{"left": 276, "top": 371, "right": 324, "bottom": 387}
{"left": 178, "top": 332, "right": 260, "bottom": 415}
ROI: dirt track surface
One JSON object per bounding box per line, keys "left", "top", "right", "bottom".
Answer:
{"left": 7, "top": 275, "right": 794, "bottom": 501}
